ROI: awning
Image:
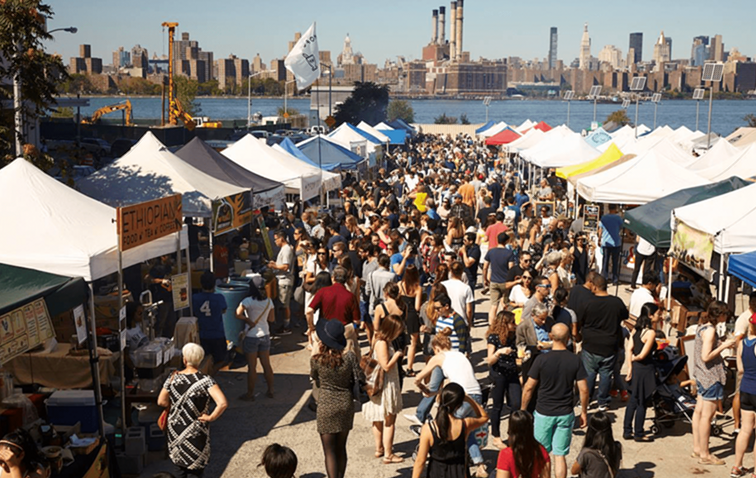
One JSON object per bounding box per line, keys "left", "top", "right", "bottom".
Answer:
{"left": 556, "top": 143, "right": 624, "bottom": 180}
{"left": 623, "top": 176, "right": 750, "bottom": 249}
{"left": 0, "top": 263, "right": 88, "bottom": 316}
{"left": 729, "top": 251, "right": 756, "bottom": 289}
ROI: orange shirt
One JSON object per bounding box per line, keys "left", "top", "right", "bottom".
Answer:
{"left": 458, "top": 183, "right": 476, "bottom": 208}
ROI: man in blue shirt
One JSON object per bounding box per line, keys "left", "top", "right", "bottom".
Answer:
{"left": 598, "top": 204, "right": 624, "bottom": 285}
{"left": 514, "top": 187, "right": 530, "bottom": 211}
{"left": 192, "top": 271, "right": 228, "bottom": 376}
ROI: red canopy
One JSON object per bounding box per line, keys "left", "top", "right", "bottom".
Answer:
{"left": 485, "top": 127, "right": 521, "bottom": 145}
{"left": 533, "top": 121, "right": 552, "bottom": 132}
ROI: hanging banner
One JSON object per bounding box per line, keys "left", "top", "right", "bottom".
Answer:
{"left": 257, "top": 216, "right": 274, "bottom": 260}
{"left": 117, "top": 194, "right": 183, "bottom": 251}
{"left": 73, "top": 304, "right": 87, "bottom": 344}
{"left": 671, "top": 221, "right": 715, "bottom": 280}
{"left": 212, "top": 192, "right": 252, "bottom": 236}
{"left": 0, "top": 299, "right": 55, "bottom": 365}
{"left": 171, "top": 273, "right": 190, "bottom": 311}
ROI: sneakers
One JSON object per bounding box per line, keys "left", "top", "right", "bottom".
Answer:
{"left": 277, "top": 328, "right": 292, "bottom": 336}
{"left": 598, "top": 404, "right": 609, "bottom": 412}
{"left": 409, "top": 425, "right": 422, "bottom": 437}
{"left": 404, "top": 414, "right": 422, "bottom": 426}
{"left": 609, "top": 389, "right": 619, "bottom": 398}
{"left": 621, "top": 390, "right": 629, "bottom": 402}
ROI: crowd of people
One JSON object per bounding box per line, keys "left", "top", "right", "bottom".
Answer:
{"left": 153, "top": 132, "right": 750, "bottom": 478}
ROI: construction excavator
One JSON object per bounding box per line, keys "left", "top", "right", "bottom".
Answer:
{"left": 162, "top": 21, "right": 222, "bottom": 131}
{"left": 81, "top": 100, "right": 133, "bottom": 126}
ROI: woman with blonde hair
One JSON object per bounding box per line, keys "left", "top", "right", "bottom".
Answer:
{"left": 158, "top": 343, "right": 228, "bottom": 477}
{"left": 363, "top": 314, "right": 405, "bottom": 464}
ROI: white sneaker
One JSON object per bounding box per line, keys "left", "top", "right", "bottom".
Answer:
{"left": 404, "top": 414, "right": 422, "bottom": 426}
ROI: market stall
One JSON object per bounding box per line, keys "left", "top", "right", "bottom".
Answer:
{"left": 294, "top": 135, "right": 365, "bottom": 172}
{"left": 77, "top": 131, "right": 248, "bottom": 218}
{"left": 729, "top": 251, "right": 756, "bottom": 289}
{"left": 175, "top": 137, "right": 286, "bottom": 209}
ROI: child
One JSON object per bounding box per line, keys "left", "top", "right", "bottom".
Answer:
{"left": 571, "top": 412, "right": 622, "bottom": 477}
{"left": 259, "top": 444, "right": 297, "bottom": 478}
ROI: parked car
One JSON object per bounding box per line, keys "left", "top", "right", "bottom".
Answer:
{"left": 110, "top": 138, "right": 137, "bottom": 158}
{"left": 81, "top": 137, "right": 111, "bottom": 156}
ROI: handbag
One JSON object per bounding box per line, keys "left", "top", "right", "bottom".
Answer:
{"left": 238, "top": 299, "right": 272, "bottom": 343}
{"left": 157, "top": 371, "right": 178, "bottom": 431}
{"left": 352, "top": 358, "right": 369, "bottom": 405}
{"left": 359, "top": 348, "right": 385, "bottom": 397}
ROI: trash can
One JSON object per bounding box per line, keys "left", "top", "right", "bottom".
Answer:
{"left": 215, "top": 282, "right": 249, "bottom": 346}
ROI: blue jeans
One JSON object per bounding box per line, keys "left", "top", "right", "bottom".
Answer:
{"left": 602, "top": 246, "right": 621, "bottom": 283}
{"left": 613, "top": 346, "right": 627, "bottom": 392}
{"left": 416, "top": 367, "right": 445, "bottom": 423}
{"left": 582, "top": 350, "right": 617, "bottom": 407}
{"left": 454, "top": 393, "right": 484, "bottom": 465}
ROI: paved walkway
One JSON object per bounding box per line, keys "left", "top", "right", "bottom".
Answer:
{"left": 138, "top": 287, "right": 744, "bottom": 477}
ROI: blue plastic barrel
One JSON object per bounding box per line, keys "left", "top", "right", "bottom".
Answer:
{"left": 215, "top": 282, "right": 249, "bottom": 346}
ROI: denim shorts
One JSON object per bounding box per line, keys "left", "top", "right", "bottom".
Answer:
{"left": 243, "top": 335, "right": 271, "bottom": 354}
{"left": 696, "top": 380, "right": 724, "bottom": 401}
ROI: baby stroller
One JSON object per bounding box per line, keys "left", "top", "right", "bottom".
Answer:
{"left": 649, "top": 351, "right": 724, "bottom": 437}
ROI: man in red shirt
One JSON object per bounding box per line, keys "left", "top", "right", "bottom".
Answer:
{"left": 485, "top": 211, "right": 509, "bottom": 248}
{"left": 306, "top": 266, "right": 362, "bottom": 359}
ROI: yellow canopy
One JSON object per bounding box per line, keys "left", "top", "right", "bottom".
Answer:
{"left": 556, "top": 143, "right": 624, "bottom": 179}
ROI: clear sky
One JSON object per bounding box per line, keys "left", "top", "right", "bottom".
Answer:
{"left": 45, "top": 0, "right": 754, "bottom": 67}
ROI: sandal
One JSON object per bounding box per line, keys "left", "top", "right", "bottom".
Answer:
{"left": 383, "top": 454, "right": 404, "bottom": 464}
{"left": 691, "top": 452, "right": 700, "bottom": 458}
{"left": 374, "top": 449, "right": 385, "bottom": 458}
{"left": 699, "top": 456, "right": 726, "bottom": 466}
{"left": 406, "top": 370, "right": 416, "bottom": 377}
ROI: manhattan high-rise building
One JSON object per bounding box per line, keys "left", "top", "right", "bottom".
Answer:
{"left": 629, "top": 32, "right": 643, "bottom": 64}
{"left": 691, "top": 36, "right": 709, "bottom": 67}
{"left": 710, "top": 34, "right": 724, "bottom": 61}
{"left": 579, "top": 23, "right": 591, "bottom": 70}
{"left": 548, "top": 27, "right": 557, "bottom": 70}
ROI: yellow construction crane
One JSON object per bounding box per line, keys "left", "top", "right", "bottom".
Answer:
{"left": 162, "top": 21, "right": 222, "bottom": 130}
{"left": 81, "top": 100, "right": 133, "bottom": 125}
{"left": 162, "top": 21, "right": 179, "bottom": 126}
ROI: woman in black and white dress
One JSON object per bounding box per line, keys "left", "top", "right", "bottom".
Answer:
{"left": 158, "top": 343, "right": 228, "bottom": 478}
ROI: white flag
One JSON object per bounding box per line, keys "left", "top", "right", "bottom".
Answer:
{"left": 284, "top": 22, "right": 321, "bottom": 91}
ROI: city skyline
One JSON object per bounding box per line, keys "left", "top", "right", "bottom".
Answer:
{"left": 46, "top": 0, "right": 754, "bottom": 67}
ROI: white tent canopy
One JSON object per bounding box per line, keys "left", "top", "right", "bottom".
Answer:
{"left": 673, "top": 182, "right": 756, "bottom": 254}
{"left": 0, "top": 158, "right": 186, "bottom": 282}
{"left": 328, "top": 123, "right": 376, "bottom": 156}
{"left": 576, "top": 140, "right": 710, "bottom": 204}
{"left": 222, "top": 135, "right": 324, "bottom": 201}
{"left": 270, "top": 142, "right": 341, "bottom": 191}
{"left": 687, "top": 139, "right": 741, "bottom": 171}
{"left": 356, "top": 121, "right": 390, "bottom": 143}
{"left": 77, "top": 132, "right": 246, "bottom": 217}
{"left": 693, "top": 143, "right": 756, "bottom": 181}
{"left": 520, "top": 130, "right": 599, "bottom": 168}
{"left": 505, "top": 128, "right": 546, "bottom": 153}
{"left": 374, "top": 122, "right": 394, "bottom": 131}
{"left": 515, "top": 119, "right": 536, "bottom": 133}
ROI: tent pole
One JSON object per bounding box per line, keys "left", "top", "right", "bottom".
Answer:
{"left": 87, "top": 283, "right": 106, "bottom": 437}
{"left": 186, "top": 237, "right": 194, "bottom": 317}
{"left": 718, "top": 235, "right": 725, "bottom": 302}
{"left": 117, "top": 247, "right": 127, "bottom": 449}
{"left": 209, "top": 229, "right": 215, "bottom": 274}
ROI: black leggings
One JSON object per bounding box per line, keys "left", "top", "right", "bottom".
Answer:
{"left": 320, "top": 430, "right": 350, "bottom": 478}
{"left": 489, "top": 370, "right": 522, "bottom": 437}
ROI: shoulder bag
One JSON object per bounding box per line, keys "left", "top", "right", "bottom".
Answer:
{"left": 157, "top": 371, "right": 178, "bottom": 431}
{"left": 237, "top": 299, "right": 272, "bottom": 343}
{"left": 359, "top": 347, "right": 385, "bottom": 397}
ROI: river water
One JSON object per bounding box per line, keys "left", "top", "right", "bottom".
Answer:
{"left": 79, "top": 96, "right": 756, "bottom": 136}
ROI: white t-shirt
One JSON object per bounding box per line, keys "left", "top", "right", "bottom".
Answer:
{"left": 636, "top": 237, "right": 656, "bottom": 256}
{"left": 275, "top": 244, "right": 294, "bottom": 285}
{"left": 240, "top": 297, "right": 273, "bottom": 338}
{"left": 509, "top": 285, "right": 530, "bottom": 306}
{"left": 442, "top": 278, "right": 474, "bottom": 322}
{"left": 440, "top": 350, "right": 482, "bottom": 396}
{"left": 629, "top": 287, "right": 655, "bottom": 318}
{"left": 735, "top": 309, "right": 754, "bottom": 337}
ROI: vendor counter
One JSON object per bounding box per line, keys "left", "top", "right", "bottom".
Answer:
{"left": 4, "top": 343, "right": 119, "bottom": 389}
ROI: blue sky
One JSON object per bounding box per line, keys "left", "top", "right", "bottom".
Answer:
{"left": 45, "top": 0, "right": 754, "bottom": 66}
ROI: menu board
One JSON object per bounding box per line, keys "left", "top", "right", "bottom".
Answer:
{"left": 583, "top": 205, "right": 600, "bottom": 233}
{"left": 0, "top": 299, "right": 55, "bottom": 364}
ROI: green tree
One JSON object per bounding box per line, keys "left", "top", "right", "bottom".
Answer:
{"left": 605, "top": 109, "right": 631, "bottom": 126}
{"left": 0, "top": 0, "right": 69, "bottom": 162}
{"left": 59, "top": 73, "right": 96, "bottom": 94}
{"left": 434, "top": 113, "right": 457, "bottom": 124}
{"left": 744, "top": 114, "right": 756, "bottom": 128}
{"left": 197, "top": 79, "right": 222, "bottom": 96}
{"left": 174, "top": 76, "right": 200, "bottom": 115}
{"left": 387, "top": 99, "right": 414, "bottom": 123}
{"left": 333, "top": 81, "right": 390, "bottom": 127}
{"left": 460, "top": 113, "right": 470, "bottom": 125}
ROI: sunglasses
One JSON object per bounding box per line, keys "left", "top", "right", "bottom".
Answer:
{"left": 522, "top": 276, "right": 533, "bottom": 280}
{"left": 521, "top": 259, "right": 532, "bottom": 263}
{"left": 537, "top": 284, "right": 552, "bottom": 289}
{"left": 317, "top": 252, "right": 327, "bottom": 255}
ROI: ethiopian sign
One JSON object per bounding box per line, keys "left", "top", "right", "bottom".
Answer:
{"left": 117, "top": 195, "right": 183, "bottom": 251}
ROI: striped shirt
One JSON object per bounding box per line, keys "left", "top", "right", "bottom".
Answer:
{"left": 436, "top": 313, "right": 469, "bottom": 355}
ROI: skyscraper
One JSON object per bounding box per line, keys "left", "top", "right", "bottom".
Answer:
{"left": 629, "top": 32, "right": 643, "bottom": 64}
{"left": 548, "top": 27, "right": 558, "bottom": 70}
{"left": 710, "top": 34, "right": 724, "bottom": 62}
{"left": 579, "top": 23, "right": 591, "bottom": 70}
{"left": 653, "top": 31, "right": 670, "bottom": 70}
{"left": 691, "top": 36, "right": 709, "bottom": 67}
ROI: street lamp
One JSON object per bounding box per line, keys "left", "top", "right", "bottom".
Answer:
{"left": 483, "top": 96, "right": 492, "bottom": 122}
{"left": 247, "top": 71, "right": 263, "bottom": 129}
{"left": 692, "top": 88, "right": 705, "bottom": 132}
{"left": 630, "top": 76, "right": 647, "bottom": 138}
{"left": 563, "top": 90, "right": 574, "bottom": 128}
{"left": 701, "top": 62, "right": 725, "bottom": 150}
{"left": 14, "top": 26, "right": 77, "bottom": 156}
{"left": 651, "top": 93, "right": 662, "bottom": 129}
{"left": 588, "top": 85, "right": 602, "bottom": 126}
